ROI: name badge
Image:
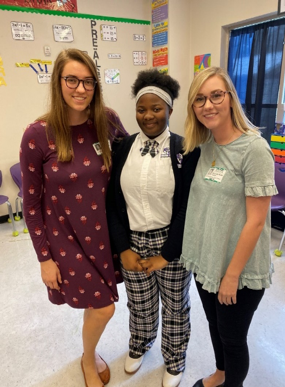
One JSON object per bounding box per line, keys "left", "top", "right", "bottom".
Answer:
{"left": 161, "top": 147, "right": 170, "bottom": 158}
{"left": 93, "top": 142, "right": 102, "bottom": 155}
{"left": 204, "top": 167, "right": 226, "bottom": 183}
{"left": 93, "top": 140, "right": 111, "bottom": 155}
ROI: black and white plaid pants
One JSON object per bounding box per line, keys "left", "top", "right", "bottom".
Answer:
{"left": 121, "top": 226, "right": 192, "bottom": 372}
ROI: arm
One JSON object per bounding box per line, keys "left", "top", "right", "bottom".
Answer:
{"left": 107, "top": 107, "right": 129, "bottom": 139}
{"left": 20, "top": 123, "right": 61, "bottom": 290}
{"left": 139, "top": 255, "right": 169, "bottom": 275}
{"left": 218, "top": 137, "right": 276, "bottom": 305}
{"left": 218, "top": 196, "right": 271, "bottom": 305}
{"left": 106, "top": 140, "right": 132, "bottom": 254}
{"left": 140, "top": 146, "right": 201, "bottom": 274}
{"left": 160, "top": 146, "right": 201, "bottom": 261}
{"left": 121, "top": 249, "right": 143, "bottom": 272}
{"left": 40, "top": 259, "right": 62, "bottom": 290}
{"left": 106, "top": 137, "right": 143, "bottom": 272}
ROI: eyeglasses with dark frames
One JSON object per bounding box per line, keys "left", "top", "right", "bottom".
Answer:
{"left": 61, "top": 76, "right": 97, "bottom": 91}
{"left": 193, "top": 90, "right": 230, "bottom": 108}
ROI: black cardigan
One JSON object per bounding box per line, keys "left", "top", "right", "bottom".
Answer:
{"left": 106, "top": 132, "right": 200, "bottom": 262}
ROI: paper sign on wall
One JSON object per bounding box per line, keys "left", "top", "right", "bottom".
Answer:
{"left": 53, "top": 24, "right": 74, "bottom": 42}
{"left": 133, "top": 34, "right": 146, "bottom": 41}
{"left": 104, "top": 69, "right": 120, "bottom": 84}
{"left": 100, "top": 25, "right": 117, "bottom": 41}
{"left": 11, "top": 22, "right": 34, "bottom": 41}
{"left": 133, "top": 51, "right": 147, "bottom": 66}
{"left": 38, "top": 74, "right": 51, "bottom": 84}
{"left": 108, "top": 53, "right": 121, "bottom": 59}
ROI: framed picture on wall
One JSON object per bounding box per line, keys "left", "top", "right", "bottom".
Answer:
{"left": 278, "top": 0, "right": 285, "bottom": 14}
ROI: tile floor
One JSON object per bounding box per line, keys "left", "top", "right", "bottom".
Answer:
{"left": 0, "top": 219, "right": 284, "bottom": 387}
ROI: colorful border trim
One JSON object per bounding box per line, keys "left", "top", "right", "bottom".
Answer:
{"left": 0, "top": 5, "right": 150, "bottom": 25}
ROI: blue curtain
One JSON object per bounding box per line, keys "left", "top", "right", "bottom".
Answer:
{"left": 228, "top": 19, "right": 285, "bottom": 143}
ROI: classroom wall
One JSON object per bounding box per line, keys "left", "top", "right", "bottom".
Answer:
{"left": 159, "top": 0, "right": 280, "bottom": 144}
{"left": 168, "top": 0, "right": 191, "bottom": 133}
{"left": 78, "top": 0, "right": 151, "bottom": 19}
{"left": 188, "top": 0, "right": 278, "bottom": 75}
{"left": 77, "top": 0, "right": 151, "bottom": 133}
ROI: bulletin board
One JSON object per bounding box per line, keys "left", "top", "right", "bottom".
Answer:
{"left": 0, "top": 5, "right": 150, "bottom": 216}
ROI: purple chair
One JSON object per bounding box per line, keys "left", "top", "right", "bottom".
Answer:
{"left": 0, "top": 170, "right": 19, "bottom": 236}
{"left": 10, "top": 163, "right": 28, "bottom": 234}
{"left": 271, "top": 163, "right": 285, "bottom": 256}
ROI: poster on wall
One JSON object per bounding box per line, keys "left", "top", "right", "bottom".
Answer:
{"left": 0, "top": 0, "right": 78, "bottom": 12}
{"left": 194, "top": 54, "right": 211, "bottom": 75}
{"left": 152, "top": 21, "right": 168, "bottom": 47}
{"left": 153, "top": 47, "right": 168, "bottom": 67}
{"left": 152, "top": 0, "right": 168, "bottom": 23}
{"left": 152, "top": 0, "right": 168, "bottom": 73}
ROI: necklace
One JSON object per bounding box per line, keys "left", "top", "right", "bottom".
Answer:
{"left": 211, "top": 131, "right": 239, "bottom": 167}
{"left": 212, "top": 145, "right": 217, "bottom": 167}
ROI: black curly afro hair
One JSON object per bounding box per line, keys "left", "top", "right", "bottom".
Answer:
{"left": 131, "top": 68, "right": 180, "bottom": 103}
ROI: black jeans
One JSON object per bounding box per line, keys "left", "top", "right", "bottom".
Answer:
{"left": 195, "top": 278, "right": 265, "bottom": 387}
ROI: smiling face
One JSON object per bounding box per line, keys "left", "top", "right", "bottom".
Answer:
{"left": 136, "top": 93, "right": 173, "bottom": 138}
{"left": 193, "top": 75, "right": 232, "bottom": 134}
{"left": 61, "top": 60, "right": 95, "bottom": 123}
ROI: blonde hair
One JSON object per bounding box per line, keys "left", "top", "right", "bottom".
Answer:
{"left": 38, "top": 48, "right": 112, "bottom": 170}
{"left": 183, "top": 67, "right": 259, "bottom": 153}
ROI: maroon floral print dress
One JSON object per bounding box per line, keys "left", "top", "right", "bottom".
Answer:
{"left": 20, "top": 114, "right": 126, "bottom": 309}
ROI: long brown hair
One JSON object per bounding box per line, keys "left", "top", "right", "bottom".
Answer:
{"left": 38, "top": 49, "right": 112, "bottom": 169}
{"left": 183, "top": 67, "right": 259, "bottom": 153}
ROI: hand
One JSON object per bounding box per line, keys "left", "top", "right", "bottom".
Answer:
{"left": 218, "top": 273, "right": 239, "bottom": 305}
{"left": 139, "top": 255, "right": 169, "bottom": 276}
{"left": 40, "top": 259, "right": 62, "bottom": 291}
{"left": 120, "top": 249, "right": 143, "bottom": 272}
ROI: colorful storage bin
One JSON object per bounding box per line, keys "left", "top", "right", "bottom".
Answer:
{"left": 271, "top": 135, "right": 285, "bottom": 164}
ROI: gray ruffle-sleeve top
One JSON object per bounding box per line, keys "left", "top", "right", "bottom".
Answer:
{"left": 180, "top": 133, "right": 278, "bottom": 293}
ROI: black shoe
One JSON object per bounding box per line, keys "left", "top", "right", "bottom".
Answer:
{"left": 192, "top": 379, "right": 204, "bottom": 387}
{"left": 192, "top": 379, "right": 225, "bottom": 387}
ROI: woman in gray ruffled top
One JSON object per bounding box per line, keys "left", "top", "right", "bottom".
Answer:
{"left": 181, "top": 67, "right": 277, "bottom": 387}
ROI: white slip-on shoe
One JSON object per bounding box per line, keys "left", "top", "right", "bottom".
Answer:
{"left": 162, "top": 369, "right": 183, "bottom": 387}
{"left": 124, "top": 353, "right": 144, "bottom": 374}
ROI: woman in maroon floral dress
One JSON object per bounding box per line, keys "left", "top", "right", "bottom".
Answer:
{"left": 20, "top": 49, "right": 126, "bottom": 387}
